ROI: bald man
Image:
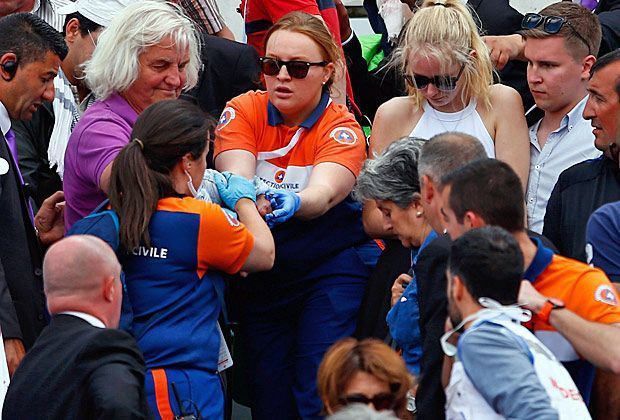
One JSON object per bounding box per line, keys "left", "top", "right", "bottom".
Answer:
{"left": 2, "top": 235, "right": 149, "bottom": 420}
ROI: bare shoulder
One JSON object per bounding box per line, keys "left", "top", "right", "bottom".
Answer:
{"left": 371, "top": 96, "right": 420, "bottom": 155}
{"left": 489, "top": 84, "right": 524, "bottom": 109}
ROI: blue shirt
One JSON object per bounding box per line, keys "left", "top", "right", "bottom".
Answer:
{"left": 458, "top": 322, "right": 559, "bottom": 419}
{"left": 587, "top": 200, "right": 620, "bottom": 283}
{"left": 386, "top": 230, "right": 437, "bottom": 375}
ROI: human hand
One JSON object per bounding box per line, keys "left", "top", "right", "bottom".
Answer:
{"left": 483, "top": 34, "right": 525, "bottom": 70}
{"left": 4, "top": 338, "right": 25, "bottom": 377}
{"left": 255, "top": 194, "right": 273, "bottom": 218}
{"left": 264, "top": 190, "right": 301, "bottom": 228}
{"left": 35, "top": 190, "right": 65, "bottom": 246}
{"left": 518, "top": 280, "right": 547, "bottom": 313}
{"left": 334, "top": 0, "right": 353, "bottom": 41}
{"left": 214, "top": 172, "right": 256, "bottom": 210}
{"left": 391, "top": 273, "right": 412, "bottom": 307}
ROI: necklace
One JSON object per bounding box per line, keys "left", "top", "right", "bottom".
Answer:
{"left": 427, "top": 101, "right": 471, "bottom": 134}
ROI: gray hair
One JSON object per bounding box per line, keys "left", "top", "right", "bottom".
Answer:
{"left": 327, "top": 404, "right": 399, "bottom": 420}
{"left": 355, "top": 137, "right": 424, "bottom": 208}
{"left": 84, "top": 1, "right": 200, "bottom": 100}
{"left": 418, "top": 131, "right": 487, "bottom": 186}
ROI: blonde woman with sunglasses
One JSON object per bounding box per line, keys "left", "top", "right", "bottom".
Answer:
{"left": 364, "top": 0, "right": 530, "bottom": 238}
{"left": 214, "top": 11, "right": 378, "bottom": 420}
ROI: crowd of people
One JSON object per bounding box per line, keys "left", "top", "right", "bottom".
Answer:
{"left": 0, "top": 0, "right": 619, "bottom": 419}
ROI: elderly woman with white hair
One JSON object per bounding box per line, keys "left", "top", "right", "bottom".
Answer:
{"left": 63, "top": 0, "right": 200, "bottom": 230}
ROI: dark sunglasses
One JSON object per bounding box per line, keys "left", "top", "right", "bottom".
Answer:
{"left": 339, "top": 393, "right": 395, "bottom": 411}
{"left": 404, "top": 63, "right": 465, "bottom": 91}
{"left": 259, "top": 56, "right": 328, "bottom": 79}
{"left": 521, "top": 13, "right": 591, "bottom": 55}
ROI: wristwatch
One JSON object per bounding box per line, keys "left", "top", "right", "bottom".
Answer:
{"left": 537, "top": 299, "right": 565, "bottom": 323}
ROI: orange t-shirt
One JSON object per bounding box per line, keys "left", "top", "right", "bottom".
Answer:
{"left": 214, "top": 90, "right": 366, "bottom": 192}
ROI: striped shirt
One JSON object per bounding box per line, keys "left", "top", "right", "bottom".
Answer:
{"left": 174, "top": 0, "right": 225, "bottom": 34}
{"left": 32, "top": 0, "right": 73, "bottom": 32}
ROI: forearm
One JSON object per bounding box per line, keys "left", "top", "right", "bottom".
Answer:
{"left": 549, "top": 310, "right": 620, "bottom": 373}
{"left": 296, "top": 184, "right": 343, "bottom": 220}
{"left": 236, "top": 199, "right": 275, "bottom": 271}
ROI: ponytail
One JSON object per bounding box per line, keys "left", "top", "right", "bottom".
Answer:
{"left": 108, "top": 99, "right": 212, "bottom": 251}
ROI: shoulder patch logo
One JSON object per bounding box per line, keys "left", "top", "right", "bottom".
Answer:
{"left": 330, "top": 127, "right": 357, "bottom": 145}
{"left": 217, "top": 107, "right": 236, "bottom": 131}
{"left": 595, "top": 284, "right": 618, "bottom": 306}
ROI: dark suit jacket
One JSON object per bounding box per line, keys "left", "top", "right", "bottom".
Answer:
{"left": 12, "top": 101, "right": 62, "bottom": 209}
{"left": 3, "top": 314, "right": 150, "bottom": 419}
{"left": 188, "top": 34, "right": 262, "bottom": 120}
{"left": 414, "top": 233, "right": 451, "bottom": 420}
{"left": 0, "top": 129, "right": 46, "bottom": 348}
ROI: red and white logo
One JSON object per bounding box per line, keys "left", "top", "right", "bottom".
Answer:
{"left": 274, "top": 170, "right": 286, "bottom": 184}
{"left": 217, "top": 107, "right": 236, "bottom": 131}
{"left": 595, "top": 284, "right": 618, "bottom": 306}
{"left": 330, "top": 127, "right": 357, "bottom": 145}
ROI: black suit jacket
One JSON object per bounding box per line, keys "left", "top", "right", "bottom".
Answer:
{"left": 188, "top": 34, "right": 262, "bottom": 120}
{"left": 12, "top": 101, "right": 61, "bottom": 209}
{"left": 414, "top": 233, "right": 451, "bottom": 420}
{"left": 3, "top": 314, "right": 149, "bottom": 419}
{"left": 0, "top": 129, "right": 46, "bottom": 348}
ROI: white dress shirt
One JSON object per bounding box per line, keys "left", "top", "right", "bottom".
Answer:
{"left": 526, "top": 95, "right": 601, "bottom": 233}
{"left": 59, "top": 311, "right": 106, "bottom": 328}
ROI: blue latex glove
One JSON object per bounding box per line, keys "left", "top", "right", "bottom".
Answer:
{"left": 265, "top": 190, "right": 301, "bottom": 228}
{"left": 214, "top": 171, "right": 256, "bottom": 210}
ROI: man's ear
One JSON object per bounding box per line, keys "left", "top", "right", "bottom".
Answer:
{"left": 422, "top": 175, "right": 434, "bottom": 203}
{"left": 581, "top": 54, "right": 596, "bottom": 80}
{"left": 0, "top": 53, "right": 18, "bottom": 81}
{"left": 103, "top": 275, "right": 115, "bottom": 302}
{"left": 64, "top": 18, "right": 81, "bottom": 44}
{"left": 452, "top": 274, "right": 465, "bottom": 301}
{"left": 463, "top": 211, "right": 485, "bottom": 229}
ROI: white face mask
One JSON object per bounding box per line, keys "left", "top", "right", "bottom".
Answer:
{"left": 440, "top": 297, "right": 531, "bottom": 357}
{"left": 185, "top": 170, "right": 198, "bottom": 197}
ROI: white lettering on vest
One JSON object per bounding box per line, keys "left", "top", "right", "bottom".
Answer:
{"left": 131, "top": 246, "right": 168, "bottom": 259}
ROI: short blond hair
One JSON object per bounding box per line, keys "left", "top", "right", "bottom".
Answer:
{"left": 393, "top": 0, "right": 494, "bottom": 110}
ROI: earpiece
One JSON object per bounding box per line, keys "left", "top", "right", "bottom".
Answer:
{"left": 1, "top": 61, "right": 17, "bottom": 81}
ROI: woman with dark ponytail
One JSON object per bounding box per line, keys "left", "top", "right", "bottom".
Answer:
{"left": 109, "top": 99, "right": 274, "bottom": 419}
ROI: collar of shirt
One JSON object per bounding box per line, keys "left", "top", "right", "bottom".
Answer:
{"left": 529, "top": 95, "right": 590, "bottom": 151}
{"left": 31, "top": 0, "right": 41, "bottom": 13}
{"left": 267, "top": 90, "right": 330, "bottom": 129}
{"left": 59, "top": 311, "right": 106, "bottom": 328}
{"left": 0, "top": 101, "right": 11, "bottom": 137}
{"left": 523, "top": 236, "right": 554, "bottom": 282}
{"left": 105, "top": 92, "right": 140, "bottom": 126}
{"left": 412, "top": 229, "right": 438, "bottom": 266}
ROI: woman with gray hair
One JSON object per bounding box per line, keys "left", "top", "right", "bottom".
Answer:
{"left": 356, "top": 136, "right": 433, "bottom": 378}
{"left": 63, "top": 0, "right": 201, "bottom": 230}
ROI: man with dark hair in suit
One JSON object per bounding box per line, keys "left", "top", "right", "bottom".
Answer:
{"left": 0, "top": 12, "right": 67, "bottom": 375}
{"left": 3, "top": 235, "right": 149, "bottom": 419}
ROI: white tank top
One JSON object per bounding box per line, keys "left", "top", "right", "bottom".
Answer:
{"left": 409, "top": 100, "right": 496, "bottom": 158}
{"left": 445, "top": 315, "right": 591, "bottom": 420}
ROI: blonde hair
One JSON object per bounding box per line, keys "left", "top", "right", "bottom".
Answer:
{"left": 317, "top": 338, "right": 413, "bottom": 418}
{"left": 85, "top": 1, "right": 200, "bottom": 100}
{"left": 393, "top": 0, "right": 493, "bottom": 110}
{"left": 264, "top": 11, "right": 342, "bottom": 91}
